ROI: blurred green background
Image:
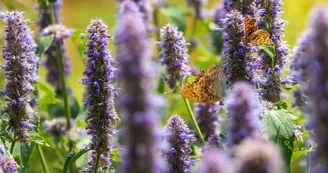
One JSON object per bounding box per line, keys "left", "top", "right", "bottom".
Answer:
{"left": 0, "top": 0, "right": 328, "bottom": 172}
{"left": 0, "top": 0, "right": 327, "bottom": 103}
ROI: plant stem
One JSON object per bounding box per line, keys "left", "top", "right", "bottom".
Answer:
{"left": 153, "top": 7, "right": 161, "bottom": 54}
{"left": 10, "top": 138, "right": 16, "bottom": 154}
{"left": 182, "top": 96, "right": 205, "bottom": 144}
{"left": 47, "top": 0, "right": 71, "bottom": 130}
{"left": 36, "top": 144, "right": 49, "bottom": 173}
{"left": 94, "top": 150, "right": 101, "bottom": 173}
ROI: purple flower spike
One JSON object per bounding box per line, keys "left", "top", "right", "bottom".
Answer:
{"left": 159, "top": 24, "right": 191, "bottom": 92}
{"left": 226, "top": 82, "right": 261, "bottom": 146}
{"left": 36, "top": 0, "right": 62, "bottom": 31}
{"left": 199, "top": 150, "right": 230, "bottom": 173}
{"left": 115, "top": 1, "right": 161, "bottom": 172}
{"left": 0, "top": 147, "right": 18, "bottom": 173}
{"left": 224, "top": 0, "right": 257, "bottom": 16}
{"left": 232, "top": 140, "right": 284, "bottom": 173}
{"left": 163, "top": 115, "right": 195, "bottom": 173}
{"left": 42, "top": 24, "right": 73, "bottom": 96}
{"left": 82, "top": 19, "right": 118, "bottom": 172}
{"left": 0, "top": 11, "right": 37, "bottom": 143}
{"left": 195, "top": 102, "right": 220, "bottom": 139}
{"left": 202, "top": 134, "right": 224, "bottom": 152}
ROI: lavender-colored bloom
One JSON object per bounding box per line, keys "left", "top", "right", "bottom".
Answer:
{"left": 224, "top": 0, "right": 257, "bottom": 16}
{"left": 301, "top": 6, "right": 328, "bottom": 169}
{"left": 42, "top": 24, "right": 73, "bottom": 96}
{"left": 195, "top": 102, "right": 220, "bottom": 139}
{"left": 232, "top": 140, "right": 284, "bottom": 173}
{"left": 226, "top": 82, "right": 261, "bottom": 146}
{"left": 202, "top": 134, "right": 224, "bottom": 152}
{"left": 43, "top": 117, "right": 74, "bottom": 135}
{"left": 36, "top": 0, "right": 62, "bottom": 31}
{"left": 186, "top": 0, "right": 207, "bottom": 20}
{"left": 159, "top": 24, "right": 191, "bottom": 92}
{"left": 82, "top": 19, "right": 118, "bottom": 172}
{"left": 0, "top": 155, "right": 17, "bottom": 173}
{"left": 0, "top": 11, "right": 37, "bottom": 143}
{"left": 222, "top": 11, "right": 249, "bottom": 86}
{"left": 163, "top": 115, "right": 195, "bottom": 173}
{"left": 115, "top": 1, "right": 160, "bottom": 172}
{"left": 213, "top": 4, "right": 226, "bottom": 26}
{"left": 83, "top": 151, "right": 112, "bottom": 173}
{"left": 255, "top": 0, "right": 290, "bottom": 101}
{"left": 199, "top": 150, "right": 230, "bottom": 173}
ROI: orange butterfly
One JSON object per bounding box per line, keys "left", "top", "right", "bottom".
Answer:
{"left": 245, "top": 16, "right": 274, "bottom": 45}
{"left": 180, "top": 65, "right": 226, "bottom": 103}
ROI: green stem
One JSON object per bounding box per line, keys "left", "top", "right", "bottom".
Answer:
{"left": 94, "top": 150, "right": 101, "bottom": 173}
{"left": 47, "top": 0, "right": 71, "bottom": 130}
{"left": 36, "top": 144, "right": 49, "bottom": 173}
{"left": 9, "top": 138, "right": 16, "bottom": 154}
{"left": 182, "top": 96, "right": 206, "bottom": 144}
{"left": 154, "top": 7, "right": 161, "bottom": 54}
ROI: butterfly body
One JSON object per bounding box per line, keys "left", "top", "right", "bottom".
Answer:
{"left": 244, "top": 16, "right": 274, "bottom": 45}
{"left": 180, "top": 65, "right": 226, "bottom": 103}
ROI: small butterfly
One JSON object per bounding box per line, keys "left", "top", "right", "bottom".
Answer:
{"left": 245, "top": 16, "right": 274, "bottom": 45}
{"left": 180, "top": 65, "right": 226, "bottom": 103}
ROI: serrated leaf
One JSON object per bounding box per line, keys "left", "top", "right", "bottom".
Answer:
{"left": 159, "top": 6, "right": 187, "bottom": 32}
{"left": 0, "top": 124, "right": 13, "bottom": 143}
{"left": 28, "top": 131, "right": 50, "bottom": 147}
{"left": 261, "top": 110, "right": 296, "bottom": 142}
{"left": 13, "top": 155, "right": 23, "bottom": 167}
{"left": 35, "top": 34, "right": 54, "bottom": 57}
{"left": 63, "top": 149, "right": 91, "bottom": 173}
{"left": 20, "top": 143, "right": 34, "bottom": 170}
{"left": 258, "top": 44, "right": 276, "bottom": 63}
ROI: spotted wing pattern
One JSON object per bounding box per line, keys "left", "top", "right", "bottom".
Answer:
{"left": 180, "top": 65, "right": 225, "bottom": 103}
{"left": 245, "top": 16, "right": 274, "bottom": 45}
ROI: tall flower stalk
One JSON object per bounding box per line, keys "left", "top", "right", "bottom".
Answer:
{"left": 0, "top": 145, "right": 18, "bottom": 173}
{"left": 0, "top": 11, "right": 37, "bottom": 143}
{"left": 82, "top": 19, "right": 118, "bottom": 172}
{"left": 163, "top": 115, "right": 195, "bottom": 173}
{"left": 255, "top": 0, "right": 289, "bottom": 101}
{"left": 226, "top": 82, "right": 261, "bottom": 146}
{"left": 115, "top": 1, "right": 160, "bottom": 172}
{"left": 223, "top": 0, "right": 257, "bottom": 16}
{"left": 195, "top": 102, "right": 220, "bottom": 140}
{"left": 297, "top": 6, "right": 328, "bottom": 170}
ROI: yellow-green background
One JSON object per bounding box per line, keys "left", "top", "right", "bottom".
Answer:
{"left": 0, "top": 0, "right": 327, "bottom": 103}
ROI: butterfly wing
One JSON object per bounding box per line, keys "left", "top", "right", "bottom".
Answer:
{"left": 248, "top": 30, "right": 274, "bottom": 45}
{"left": 245, "top": 16, "right": 259, "bottom": 39}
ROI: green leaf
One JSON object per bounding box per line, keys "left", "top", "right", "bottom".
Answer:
{"left": 258, "top": 44, "right": 276, "bottom": 64}
{"left": 33, "top": 82, "right": 60, "bottom": 106}
{"left": 13, "top": 155, "right": 23, "bottom": 167}
{"left": 20, "top": 143, "right": 35, "bottom": 171}
{"left": 69, "top": 96, "right": 80, "bottom": 119}
{"left": 48, "top": 96, "right": 80, "bottom": 119}
{"left": 49, "top": 0, "right": 57, "bottom": 2}
{"left": 71, "top": 29, "right": 87, "bottom": 62}
{"left": 261, "top": 110, "right": 296, "bottom": 142}
{"left": 279, "top": 140, "right": 293, "bottom": 173}
{"left": 291, "top": 150, "right": 307, "bottom": 162}
{"left": 28, "top": 131, "right": 50, "bottom": 147}
{"left": 159, "top": 6, "right": 187, "bottom": 32}
{"left": 111, "top": 148, "right": 122, "bottom": 162}
{"left": 63, "top": 149, "right": 91, "bottom": 173}
{"left": 274, "top": 100, "right": 288, "bottom": 110}
{"left": 35, "top": 34, "right": 54, "bottom": 57}
{"left": 0, "top": 123, "right": 13, "bottom": 144}
{"left": 37, "top": 0, "right": 46, "bottom": 8}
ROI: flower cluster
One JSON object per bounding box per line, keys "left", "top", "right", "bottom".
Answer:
{"left": 82, "top": 19, "right": 118, "bottom": 172}
{"left": 195, "top": 102, "right": 220, "bottom": 139}
{"left": 224, "top": 0, "right": 257, "bottom": 16}
{"left": 221, "top": 11, "right": 248, "bottom": 86}
{"left": 0, "top": 146, "right": 17, "bottom": 173}
{"left": 115, "top": 1, "right": 160, "bottom": 172}
{"left": 226, "top": 82, "right": 261, "bottom": 146}
{"left": 255, "top": 0, "right": 290, "bottom": 101}
{"left": 36, "top": 0, "right": 62, "bottom": 31}
{"left": 0, "top": 11, "right": 37, "bottom": 143}
{"left": 202, "top": 134, "right": 224, "bottom": 152}
{"left": 42, "top": 24, "right": 73, "bottom": 96}
{"left": 199, "top": 150, "right": 229, "bottom": 173}
{"left": 232, "top": 140, "right": 284, "bottom": 173}
{"left": 163, "top": 115, "right": 195, "bottom": 173}
{"left": 300, "top": 6, "right": 328, "bottom": 168}
{"left": 159, "top": 24, "right": 191, "bottom": 91}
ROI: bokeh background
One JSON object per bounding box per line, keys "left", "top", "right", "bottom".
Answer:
{"left": 0, "top": 0, "right": 328, "bottom": 172}
{"left": 0, "top": 0, "right": 327, "bottom": 103}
